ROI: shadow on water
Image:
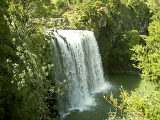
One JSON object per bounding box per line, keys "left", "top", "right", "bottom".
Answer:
{"left": 64, "top": 74, "right": 141, "bottom": 120}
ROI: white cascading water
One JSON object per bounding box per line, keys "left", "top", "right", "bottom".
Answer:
{"left": 52, "top": 30, "right": 110, "bottom": 116}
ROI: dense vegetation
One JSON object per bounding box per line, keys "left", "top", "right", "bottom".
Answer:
{"left": 0, "top": 0, "right": 160, "bottom": 120}
{"left": 0, "top": 0, "right": 60, "bottom": 119}
{"left": 105, "top": 0, "right": 160, "bottom": 119}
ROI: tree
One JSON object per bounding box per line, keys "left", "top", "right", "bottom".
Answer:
{"left": 131, "top": 0, "right": 160, "bottom": 83}
{"left": 0, "top": 0, "right": 60, "bottom": 119}
{"left": 0, "top": 0, "right": 18, "bottom": 119}
{"left": 131, "top": 21, "right": 160, "bottom": 83}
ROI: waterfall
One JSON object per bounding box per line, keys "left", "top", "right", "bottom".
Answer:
{"left": 52, "top": 30, "right": 110, "bottom": 116}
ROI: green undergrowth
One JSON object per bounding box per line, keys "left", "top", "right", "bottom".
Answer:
{"left": 106, "top": 80, "right": 160, "bottom": 120}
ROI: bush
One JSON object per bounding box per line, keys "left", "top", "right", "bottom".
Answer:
{"left": 63, "top": 0, "right": 106, "bottom": 30}
{"left": 106, "top": 81, "right": 160, "bottom": 120}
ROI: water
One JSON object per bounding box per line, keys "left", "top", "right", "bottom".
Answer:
{"left": 64, "top": 74, "right": 141, "bottom": 120}
{"left": 52, "top": 30, "right": 111, "bottom": 116}
{"left": 52, "top": 30, "right": 141, "bottom": 120}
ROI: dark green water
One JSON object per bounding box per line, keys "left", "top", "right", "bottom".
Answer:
{"left": 64, "top": 74, "right": 141, "bottom": 120}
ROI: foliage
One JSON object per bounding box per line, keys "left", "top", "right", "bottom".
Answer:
{"left": 146, "top": 0, "right": 160, "bottom": 20}
{"left": 106, "top": 0, "right": 120, "bottom": 22}
{"left": 125, "top": 0, "right": 151, "bottom": 34}
{"left": 51, "top": 0, "right": 83, "bottom": 8}
{"left": 131, "top": 11, "right": 160, "bottom": 83}
{"left": 106, "top": 81, "right": 160, "bottom": 120}
{"left": 96, "top": 0, "right": 151, "bottom": 73}
{"left": 0, "top": 0, "right": 18, "bottom": 119}
{"left": 107, "top": 30, "right": 141, "bottom": 73}
{"left": 0, "top": 0, "right": 61, "bottom": 120}
{"left": 106, "top": 1, "right": 160, "bottom": 120}
{"left": 8, "top": 1, "right": 59, "bottom": 119}
{"left": 63, "top": 0, "right": 106, "bottom": 30}
{"left": 30, "top": 0, "right": 58, "bottom": 18}
{"left": 103, "top": 0, "right": 120, "bottom": 38}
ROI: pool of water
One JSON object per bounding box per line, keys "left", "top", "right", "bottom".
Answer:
{"left": 64, "top": 74, "right": 141, "bottom": 120}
